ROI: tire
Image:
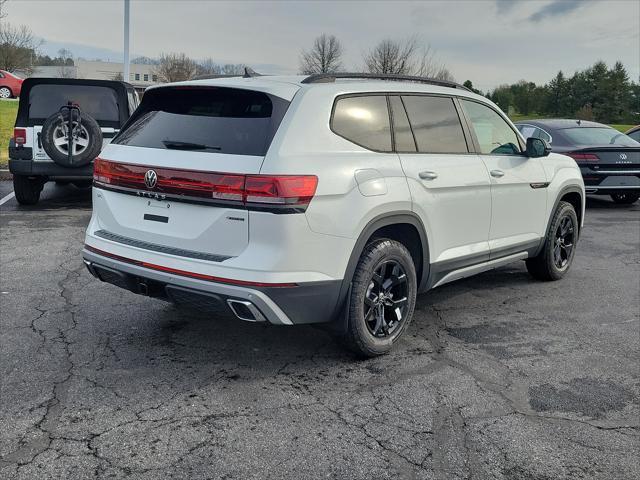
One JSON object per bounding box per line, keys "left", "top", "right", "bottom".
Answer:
{"left": 610, "top": 192, "right": 639, "bottom": 205}
{"left": 0, "top": 87, "right": 11, "bottom": 99}
{"left": 13, "top": 175, "right": 44, "bottom": 205}
{"left": 526, "top": 201, "right": 578, "bottom": 281}
{"left": 342, "top": 238, "right": 417, "bottom": 357}
{"left": 41, "top": 110, "right": 102, "bottom": 168}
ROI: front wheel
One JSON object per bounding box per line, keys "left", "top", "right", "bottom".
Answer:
{"left": 0, "top": 87, "right": 11, "bottom": 99}
{"left": 343, "top": 239, "right": 417, "bottom": 357}
{"left": 526, "top": 201, "right": 578, "bottom": 281}
{"left": 13, "top": 175, "right": 44, "bottom": 205}
{"left": 610, "top": 192, "right": 639, "bottom": 205}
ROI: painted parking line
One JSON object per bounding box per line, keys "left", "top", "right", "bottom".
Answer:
{"left": 0, "top": 191, "right": 15, "bottom": 206}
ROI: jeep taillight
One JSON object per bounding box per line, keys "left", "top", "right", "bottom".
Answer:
{"left": 13, "top": 128, "right": 26, "bottom": 145}
{"left": 567, "top": 152, "right": 599, "bottom": 162}
{"left": 93, "top": 158, "right": 318, "bottom": 212}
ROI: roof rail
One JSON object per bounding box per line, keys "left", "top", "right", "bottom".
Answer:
{"left": 301, "top": 73, "right": 471, "bottom": 91}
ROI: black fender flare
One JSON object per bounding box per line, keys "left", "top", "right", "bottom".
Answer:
{"left": 327, "top": 211, "right": 430, "bottom": 332}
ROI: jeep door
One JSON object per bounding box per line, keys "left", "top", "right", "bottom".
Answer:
{"left": 394, "top": 94, "right": 492, "bottom": 269}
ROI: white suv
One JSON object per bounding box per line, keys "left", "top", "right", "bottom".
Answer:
{"left": 83, "top": 73, "right": 585, "bottom": 357}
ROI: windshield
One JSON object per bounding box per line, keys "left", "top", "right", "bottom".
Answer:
{"left": 561, "top": 127, "right": 639, "bottom": 147}
{"left": 113, "top": 87, "right": 290, "bottom": 156}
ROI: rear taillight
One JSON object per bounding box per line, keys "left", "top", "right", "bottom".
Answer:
{"left": 13, "top": 128, "right": 26, "bottom": 145}
{"left": 245, "top": 175, "right": 318, "bottom": 205}
{"left": 567, "top": 152, "right": 599, "bottom": 162}
{"left": 93, "top": 158, "right": 318, "bottom": 211}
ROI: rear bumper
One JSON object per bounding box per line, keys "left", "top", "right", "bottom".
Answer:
{"left": 580, "top": 167, "right": 640, "bottom": 193}
{"left": 82, "top": 248, "right": 342, "bottom": 326}
{"left": 9, "top": 158, "right": 93, "bottom": 178}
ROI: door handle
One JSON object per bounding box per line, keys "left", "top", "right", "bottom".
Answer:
{"left": 419, "top": 171, "right": 438, "bottom": 180}
{"left": 490, "top": 169, "right": 505, "bottom": 178}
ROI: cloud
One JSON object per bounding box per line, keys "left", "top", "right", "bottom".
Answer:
{"left": 495, "top": 0, "right": 525, "bottom": 14}
{"left": 529, "top": 0, "right": 596, "bottom": 22}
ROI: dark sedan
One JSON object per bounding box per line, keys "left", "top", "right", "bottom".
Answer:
{"left": 515, "top": 119, "right": 640, "bottom": 204}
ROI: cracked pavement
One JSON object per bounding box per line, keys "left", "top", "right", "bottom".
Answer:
{"left": 0, "top": 183, "right": 638, "bottom": 479}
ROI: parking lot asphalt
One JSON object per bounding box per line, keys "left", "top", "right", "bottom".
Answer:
{"left": 0, "top": 182, "right": 638, "bottom": 480}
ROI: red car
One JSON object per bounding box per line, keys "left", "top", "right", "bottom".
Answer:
{"left": 0, "top": 70, "right": 24, "bottom": 98}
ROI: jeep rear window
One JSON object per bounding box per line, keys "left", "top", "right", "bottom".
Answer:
{"left": 113, "top": 87, "right": 290, "bottom": 156}
{"left": 28, "top": 84, "right": 120, "bottom": 122}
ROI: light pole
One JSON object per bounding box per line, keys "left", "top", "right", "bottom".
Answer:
{"left": 123, "top": 0, "right": 130, "bottom": 81}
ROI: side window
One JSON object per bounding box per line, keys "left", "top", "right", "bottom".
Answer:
{"left": 461, "top": 100, "right": 521, "bottom": 155}
{"left": 389, "top": 96, "right": 416, "bottom": 152}
{"left": 331, "top": 95, "right": 392, "bottom": 152}
{"left": 401, "top": 95, "right": 468, "bottom": 153}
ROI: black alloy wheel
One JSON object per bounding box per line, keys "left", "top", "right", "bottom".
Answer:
{"left": 363, "top": 260, "right": 409, "bottom": 338}
{"left": 553, "top": 215, "right": 575, "bottom": 269}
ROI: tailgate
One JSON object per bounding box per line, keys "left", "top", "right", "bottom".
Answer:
{"left": 90, "top": 85, "right": 292, "bottom": 260}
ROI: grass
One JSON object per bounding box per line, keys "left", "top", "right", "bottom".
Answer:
{"left": 0, "top": 99, "right": 18, "bottom": 168}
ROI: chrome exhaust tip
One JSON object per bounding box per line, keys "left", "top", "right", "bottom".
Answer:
{"left": 226, "top": 299, "right": 266, "bottom": 322}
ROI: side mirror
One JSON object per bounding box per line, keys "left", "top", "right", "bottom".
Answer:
{"left": 526, "top": 137, "right": 551, "bottom": 158}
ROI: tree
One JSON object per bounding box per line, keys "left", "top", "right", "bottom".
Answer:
{"left": 196, "top": 58, "right": 246, "bottom": 77}
{"left": 299, "top": 34, "right": 343, "bottom": 74}
{"left": 0, "top": 22, "right": 42, "bottom": 73}
{"left": 0, "top": 0, "right": 8, "bottom": 20}
{"left": 463, "top": 80, "right": 482, "bottom": 95}
{"left": 363, "top": 36, "right": 452, "bottom": 80}
{"left": 153, "top": 53, "right": 197, "bottom": 82}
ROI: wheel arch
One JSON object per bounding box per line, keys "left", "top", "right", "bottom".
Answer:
{"left": 535, "top": 185, "right": 584, "bottom": 257}
{"left": 328, "top": 212, "right": 430, "bottom": 332}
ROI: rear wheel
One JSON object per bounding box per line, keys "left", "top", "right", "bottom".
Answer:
{"left": 343, "top": 239, "right": 417, "bottom": 357}
{"left": 610, "top": 192, "right": 639, "bottom": 204}
{"left": 0, "top": 87, "right": 12, "bottom": 99}
{"left": 526, "top": 201, "right": 578, "bottom": 281}
{"left": 13, "top": 175, "right": 44, "bottom": 205}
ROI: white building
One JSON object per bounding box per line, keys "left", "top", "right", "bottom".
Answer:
{"left": 27, "top": 60, "right": 159, "bottom": 90}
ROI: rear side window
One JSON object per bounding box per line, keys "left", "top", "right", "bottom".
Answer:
{"left": 28, "top": 84, "right": 120, "bottom": 123}
{"left": 114, "top": 87, "right": 290, "bottom": 156}
{"left": 331, "top": 95, "right": 392, "bottom": 152}
{"left": 402, "top": 96, "right": 468, "bottom": 153}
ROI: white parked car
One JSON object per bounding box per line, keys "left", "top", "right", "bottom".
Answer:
{"left": 83, "top": 73, "right": 585, "bottom": 356}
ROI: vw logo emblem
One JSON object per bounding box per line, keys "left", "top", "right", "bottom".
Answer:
{"left": 619, "top": 153, "right": 627, "bottom": 160}
{"left": 144, "top": 170, "right": 158, "bottom": 189}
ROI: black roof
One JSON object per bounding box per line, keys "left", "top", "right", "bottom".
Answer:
{"left": 514, "top": 119, "right": 609, "bottom": 130}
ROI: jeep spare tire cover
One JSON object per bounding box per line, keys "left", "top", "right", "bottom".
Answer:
{"left": 41, "top": 110, "right": 103, "bottom": 168}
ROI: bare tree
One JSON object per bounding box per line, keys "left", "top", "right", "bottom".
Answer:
{"left": 0, "top": 21, "right": 42, "bottom": 73}
{"left": 153, "top": 53, "right": 197, "bottom": 83}
{"left": 196, "top": 58, "right": 246, "bottom": 78}
{"left": 56, "top": 48, "right": 74, "bottom": 78}
{"left": 0, "top": 0, "right": 8, "bottom": 20}
{"left": 364, "top": 36, "right": 453, "bottom": 80}
{"left": 299, "top": 34, "right": 343, "bottom": 74}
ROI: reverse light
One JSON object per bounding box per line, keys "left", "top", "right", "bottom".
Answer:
{"left": 567, "top": 152, "right": 599, "bottom": 162}
{"left": 13, "top": 128, "right": 26, "bottom": 145}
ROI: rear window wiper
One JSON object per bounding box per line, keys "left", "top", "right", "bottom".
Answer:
{"left": 162, "top": 140, "right": 221, "bottom": 151}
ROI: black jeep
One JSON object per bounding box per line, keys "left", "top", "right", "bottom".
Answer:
{"left": 8, "top": 78, "right": 138, "bottom": 205}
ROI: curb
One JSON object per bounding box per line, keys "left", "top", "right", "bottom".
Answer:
{"left": 0, "top": 170, "right": 12, "bottom": 181}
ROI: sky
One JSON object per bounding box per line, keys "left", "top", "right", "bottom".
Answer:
{"left": 3, "top": 0, "right": 639, "bottom": 91}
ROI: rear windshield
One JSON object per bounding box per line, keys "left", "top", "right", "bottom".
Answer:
{"left": 28, "top": 84, "right": 120, "bottom": 122}
{"left": 561, "top": 127, "right": 639, "bottom": 147}
{"left": 113, "top": 87, "right": 290, "bottom": 156}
